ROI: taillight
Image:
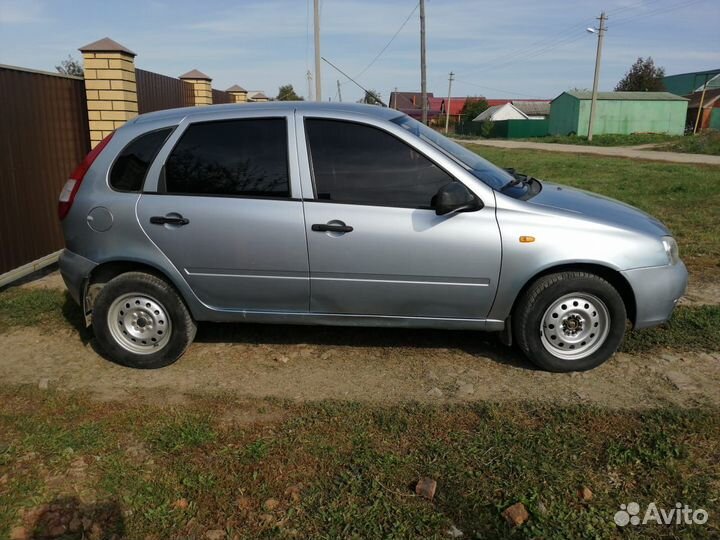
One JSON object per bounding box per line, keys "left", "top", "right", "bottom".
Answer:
{"left": 58, "top": 132, "right": 114, "bottom": 220}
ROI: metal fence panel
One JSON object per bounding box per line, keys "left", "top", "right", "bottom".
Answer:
{"left": 136, "top": 68, "right": 194, "bottom": 114}
{"left": 212, "top": 88, "right": 233, "bottom": 104}
{"left": 0, "top": 65, "right": 90, "bottom": 276}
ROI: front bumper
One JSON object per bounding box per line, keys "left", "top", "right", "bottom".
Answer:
{"left": 58, "top": 249, "right": 98, "bottom": 306}
{"left": 621, "top": 261, "right": 688, "bottom": 329}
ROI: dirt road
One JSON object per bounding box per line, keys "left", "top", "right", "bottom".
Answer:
{"left": 2, "top": 321, "right": 718, "bottom": 409}
{"left": 2, "top": 270, "right": 718, "bottom": 409}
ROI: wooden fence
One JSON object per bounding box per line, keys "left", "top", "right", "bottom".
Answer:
{"left": 0, "top": 65, "right": 90, "bottom": 280}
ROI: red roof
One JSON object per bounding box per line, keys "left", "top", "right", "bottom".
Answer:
{"left": 428, "top": 97, "right": 487, "bottom": 115}
{"left": 486, "top": 98, "right": 551, "bottom": 107}
{"left": 428, "top": 97, "right": 444, "bottom": 112}
{"left": 486, "top": 99, "right": 510, "bottom": 107}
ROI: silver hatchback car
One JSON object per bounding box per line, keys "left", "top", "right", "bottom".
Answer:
{"left": 58, "top": 102, "right": 687, "bottom": 372}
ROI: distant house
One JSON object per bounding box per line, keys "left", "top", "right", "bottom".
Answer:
{"left": 549, "top": 91, "right": 688, "bottom": 136}
{"left": 663, "top": 68, "right": 720, "bottom": 95}
{"left": 485, "top": 99, "right": 511, "bottom": 107}
{"left": 473, "top": 103, "right": 528, "bottom": 122}
{"left": 429, "top": 96, "right": 487, "bottom": 123}
{"left": 389, "top": 91, "right": 438, "bottom": 120}
{"left": 686, "top": 87, "right": 720, "bottom": 131}
{"left": 512, "top": 100, "right": 551, "bottom": 119}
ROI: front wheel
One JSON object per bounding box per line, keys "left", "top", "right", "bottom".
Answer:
{"left": 513, "top": 271, "right": 627, "bottom": 372}
{"left": 92, "top": 272, "right": 196, "bottom": 369}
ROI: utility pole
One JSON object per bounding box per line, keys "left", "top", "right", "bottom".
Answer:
{"left": 306, "top": 70, "right": 313, "bottom": 101}
{"left": 693, "top": 73, "right": 710, "bottom": 134}
{"left": 337, "top": 80, "right": 343, "bottom": 102}
{"left": 444, "top": 71, "right": 454, "bottom": 134}
{"left": 313, "top": 0, "right": 322, "bottom": 102}
{"left": 587, "top": 11, "right": 607, "bottom": 142}
{"left": 419, "top": 0, "right": 427, "bottom": 124}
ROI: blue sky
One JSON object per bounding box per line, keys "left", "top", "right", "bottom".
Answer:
{"left": 1, "top": 0, "right": 718, "bottom": 102}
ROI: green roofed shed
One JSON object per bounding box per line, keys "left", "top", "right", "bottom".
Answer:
{"left": 549, "top": 91, "right": 688, "bottom": 136}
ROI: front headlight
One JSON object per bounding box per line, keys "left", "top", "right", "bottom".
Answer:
{"left": 662, "top": 236, "right": 680, "bottom": 265}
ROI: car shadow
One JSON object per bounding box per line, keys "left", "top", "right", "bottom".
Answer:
{"left": 62, "top": 293, "right": 93, "bottom": 344}
{"left": 195, "top": 322, "right": 536, "bottom": 370}
{"left": 59, "top": 297, "right": 535, "bottom": 370}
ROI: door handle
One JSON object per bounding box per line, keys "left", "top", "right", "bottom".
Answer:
{"left": 312, "top": 223, "right": 353, "bottom": 233}
{"left": 150, "top": 215, "right": 190, "bottom": 226}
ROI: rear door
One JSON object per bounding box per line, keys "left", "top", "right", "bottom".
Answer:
{"left": 137, "top": 112, "right": 310, "bottom": 312}
{"left": 299, "top": 115, "right": 502, "bottom": 319}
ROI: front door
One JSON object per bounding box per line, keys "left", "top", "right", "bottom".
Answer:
{"left": 137, "top": 115, "right": 309, "bottom": 312}
{"left": 301, "top": 117, "right": 501, "bottom": 319}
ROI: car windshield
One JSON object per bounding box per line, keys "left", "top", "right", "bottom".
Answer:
{"left": 391, "top": 114, "right": 514, "bottom": 190}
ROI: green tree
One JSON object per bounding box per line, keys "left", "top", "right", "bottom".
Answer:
{"left": 479, "top": 120, "right": 494, "bottom": 138}
{"left": 55, "top": 55, "right": 83, "bottom": 77}
{"left": 460, "top": 97, "right": 489, "bottom": 124}
{"left": 615, "top": 57, "right": 666, "bottom": 92}
{"left": 276, "top": 84, "right": 303, "bottom": 101}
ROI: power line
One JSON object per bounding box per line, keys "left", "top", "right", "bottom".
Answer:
{"left": 458, "top": 0, "right": 705, "bottom": 80}
{"left": 348, "top": 2, "right": 419, "bottom": 82}
{"left": 459, "top": 16, "right": 595, "bottom": 79}
{"left": 610, "top": 0, "right": 707, "bottom": 26}
{"left": 434, "top": 0, "right": 709, "bottom": 102}
{"left": 322, "top": 56, "right": 387, "bottom": 106}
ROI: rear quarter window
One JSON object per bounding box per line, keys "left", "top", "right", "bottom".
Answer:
{"left": 164, "top": 118, "right": 290, "bottom": 197}
{"left": 110, "top": 128, "right": 173, "bottom": 192}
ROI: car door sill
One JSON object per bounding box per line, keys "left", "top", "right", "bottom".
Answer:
{"left": 198, "top": 309, "right": 504, "bottom": 331}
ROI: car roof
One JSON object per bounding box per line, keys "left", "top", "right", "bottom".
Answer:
{"left": 131, "top": 101, "right": 404, "bottom": 125}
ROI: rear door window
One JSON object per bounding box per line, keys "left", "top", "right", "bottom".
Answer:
{"left": 164, "top": 118, "right": 290, "bottom": 197}
{"left": 110, "top": 128, "right": 173, "bottom": 191}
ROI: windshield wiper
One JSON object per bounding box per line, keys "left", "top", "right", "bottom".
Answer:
{"left": 501, "top": 168, "right": 533, "bottom": 190}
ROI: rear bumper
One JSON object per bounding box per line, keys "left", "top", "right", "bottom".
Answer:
{"left": 58, "top": 249, "right": 97, "bottom": 306}
{"left": 622, "top": 261, "right": 688, "bottom": 329}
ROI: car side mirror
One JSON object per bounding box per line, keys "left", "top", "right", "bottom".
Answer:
{"left": 431, "top": 182, "right": 483, "bottom": 216}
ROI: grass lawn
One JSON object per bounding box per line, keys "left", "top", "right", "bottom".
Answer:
{"left": 660, "top": 131, "right": 720, "bottom": 156}
{"left": 1, "top": 388, "right": 718, "bottom": 539}
{"left": 466, "top": 145, "right": 720, "bottom": 281}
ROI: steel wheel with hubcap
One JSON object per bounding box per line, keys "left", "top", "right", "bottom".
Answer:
{"left": 108, "top": 293, "right": 172, "bottom": 354}
{"left": 513, "top": 271, "right": 626, "bottom": 372}
{"left": 540, "top": 292, "right": 610, "bottom": 361}
{"left": 92, "top": 272, "right": 196, "bottom": 369}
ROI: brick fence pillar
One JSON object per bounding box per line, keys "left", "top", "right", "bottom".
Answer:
{"left": 180, "top": 70, "right": 212, "bottom": 106}
{"left": 226, "top": 84, "right": 248, "bottom": 103}
{"left": 79, "top": 37, "right": 138, "bottom": 147}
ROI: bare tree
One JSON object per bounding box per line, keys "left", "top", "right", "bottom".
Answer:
{"left": 56, "top": 55, "right": 84, "bottom": 77}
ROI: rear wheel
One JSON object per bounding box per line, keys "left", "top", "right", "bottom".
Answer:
{"left": 513, "top": 271, "right": 626, "bottom": 372}
{"left": 92, "top": 272, "right": 196, "bottom": 368}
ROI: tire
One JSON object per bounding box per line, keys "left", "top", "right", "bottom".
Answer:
{"left": 513, "top": 271, "right": 626, "bottom": 372}
{"left": 92, "top": 272, "right": 196, "bottom": 369}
